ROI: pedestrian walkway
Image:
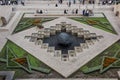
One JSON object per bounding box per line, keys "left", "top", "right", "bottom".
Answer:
{"left": 103, "top": 11, "right": 120, "bottom": 36}
{"left": 0, "top": 11, "right": 23, "bottom": 51}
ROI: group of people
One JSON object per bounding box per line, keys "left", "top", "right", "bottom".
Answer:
{"left": 0, "top": 0, "right": 24, "bottom": 6}
{"left": 64, "top": 9, "right": 79, "bottom": 14}
{"left": 82, "top": 9, "right": 90, "bottom": 16}
{"left": 58, "top": 0, "right": 63, "bottom": 4}
{"left": 101, "top": 0, "right": 113, "bottom": 5}
{"left": 36, "top": 9, "right": 48, "bottom": 14}
{"left": 72, "top": 9, "right": 78, "bottom": 14}
{"left": 36, "top": 10, "right": 43, "bottom": 14}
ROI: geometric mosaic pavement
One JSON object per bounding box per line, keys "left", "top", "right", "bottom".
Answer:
{"left": 7, "top": 17, "right": 120, "bottom": 77}
{"left": 25, "top": 22, "right": 104, "bottom": 61}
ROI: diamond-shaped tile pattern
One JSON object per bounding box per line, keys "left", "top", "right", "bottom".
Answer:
{"left": 25, "top": 22, "right": 103, "bottom": 61}
{"left": 7, "top": 17, "right": 120, "bottom": 77}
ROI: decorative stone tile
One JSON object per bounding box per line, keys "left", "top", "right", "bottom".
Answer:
{"left": 56, "top": 26, "right": 61, "bottom": 32}
{"left": 77, "top": 31, "right": 84, "bottom": 37}
{"left": 38, "top": 34, "right": 44, "bottom": 39}
{"left": 74, "top": 46, "right": 83, "bottom": 53}
{"left": 71, "top": 26, "right": 77, "bottom": 30}
{"left": 83, "top": 30, "right": 90, "bottom": 34}
{"left": 50, "top": 26, "right": 56, "bottom": 29}
{"left": 71, "top": 29, "right": 78, "bottom": 35}
{"left": 24, "top": 36, "right": 31, "bottom": 39}
{"left": 68, "top": 50, "right": 76, "bottom": 57}
{"left": 50, "top": 29, "right": 56, "bottom": 35}
{"left": 38, "top": 30, "right": 44, "bottom": 35}
{"left": 35, "top": 39, "right": 43, "bottom": 45}
{"left": 54, "top": 50, "right": 61, "bottom": 57}
{"left": 44, "top": 32, "right": 50, "bottom": 37}
{"left": 29, "top": 36, "right": 37, "bottom": 42}
{"left": 66, "top": 24, "right": 71, "bottom": 28}
{"left": 85, "top": 40, "right": 94, "bottom": 45}
{"left": 84, "top": 34, "right": 91, "bottom": 40}
{"left": 61, "top": 22, "right": 66, "bottom": 26}
{"left": 41, "top": 43, "right": 49, "bottom": 49}
{"left": 66, "top": 27, "right": 71, "bottom": 32}
{"left": 61, "top": 54, "right": 69, "bottom": 61}
{"left": 47, "top": 47, "right": 55, "bottom": 53}
{"left": 80, "top": 43, "right": 89, "bottom": 49}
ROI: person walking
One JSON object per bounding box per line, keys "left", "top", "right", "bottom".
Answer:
{"left": 73, "top": 0, "right": 76, "bottom": 4}
{"left": 55, "top": 3, "right": 58, "bottom": 7}
{"left": 82, "top": 9, "right": 85, "bottom": 16}
{"left": 76, "top": 9, "right": 78, "bottom": 14}
{"left": 68, "top": 0, "right": 71, "bottom": 7}
{"left": 86, "top": 9, "right": 89, "bottom": 16}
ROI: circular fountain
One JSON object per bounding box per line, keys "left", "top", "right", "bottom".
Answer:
{"left": 57, "top": 32, "right": 72, "bottom": 47}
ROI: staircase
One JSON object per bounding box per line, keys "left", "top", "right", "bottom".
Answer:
{"left": 25, "top": 0, "right": 80, "bottom": 5}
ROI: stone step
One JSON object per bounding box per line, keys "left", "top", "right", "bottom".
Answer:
{"left": 25, "top": 0, "right": 80, "bottom": 4}
{"left": 16, "top": 78, "right": 118, "bottom": 80}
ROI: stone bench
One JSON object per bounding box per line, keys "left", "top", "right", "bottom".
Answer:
{"left": 50, "top": 29, "right": 56, "bottom": 35}
{"left": 77, "top": 31, "right": 84, "bottom": 37}
{"left": 74, "top": 46, "right": 83, "bottom": 53}
{"left": 68, "top": 50, "right": 76, "bottom": 57}
{"left": 38, "top": 30, "right": 44, "bottom": 35}
{"left": 85, "top": 40, "right": 94, "bottom": 45}
{"left": 80, "top": 43, "right": 89, "bottom": 49}
{"left": 71, "top": 29, "right": 78, "bottom": 35}
{"left": 54, "top": 50, "right": 61, "bottom": 57}
{"left": 61, "top": 22, "right": 66, "bottom": 26}
{"left": 35, "top": 39, "right": 43, "bottom": 45}
{"left": 47, "top": 47, "right": 55, "bottom": 53}
{"left": 44, "top": 32, "right": 50, "bottom": 37}
{"left": 37, "top": 34, "right": 44, "bottom": 39}
{"left": 41, "top": 43, "right": 49, "bottom": 49}
{"left": 61, "top": 54, "right": 69, "bottom": 61}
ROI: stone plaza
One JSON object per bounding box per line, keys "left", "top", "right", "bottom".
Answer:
{"left": 0, "top": 0, "right": 120, "bottom": 80}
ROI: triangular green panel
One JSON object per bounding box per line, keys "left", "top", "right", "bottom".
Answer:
{"left": 100, "top": 56, "right": 118, "bottom": 73}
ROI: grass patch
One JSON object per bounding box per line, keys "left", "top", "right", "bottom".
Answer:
{"left": 80, "top": 41, "right": 120, "bottom": 73}
{"left": 13, "top": 17, "right": 57, "bottom": 34}
{"left": 70, "top": 17, "right": 117, "bottom": 34}
{"left": 0, "top": 40, "right": 51, "bottom": 78}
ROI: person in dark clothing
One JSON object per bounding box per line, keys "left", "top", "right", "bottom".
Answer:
{"left": 64, "top": 9, "right": 67, "bottom": 14}
{"left": 93, "top": 1, "right": 95, "bottom": 4}
{"left": 73, "top": 0, "right": 76, "bottom": 4}
{"left": 40, "top": 10, "right": 43, "bottom": 14}
{"left": 76, "top": 9, "right": 78, "bottom": 14}
{"left": 68, "top": 1, "right": 71, "bottom": 7}
{"left": 83, "top": 0, "right": 85, "bottom": 5}
{"left": 86, "top": 9, "right": 89, "bottom": 16}
{"left": 59, "top": 0, "right": 63, "bottom": 4}
{"left": 55, "top": 4, "right": 58, "bottom": 7}
{"left": 21, "top": 1, "right": 25, "bottom": 6}
{"left": 82, "top": 9, "right": 85, "bottom": 16}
